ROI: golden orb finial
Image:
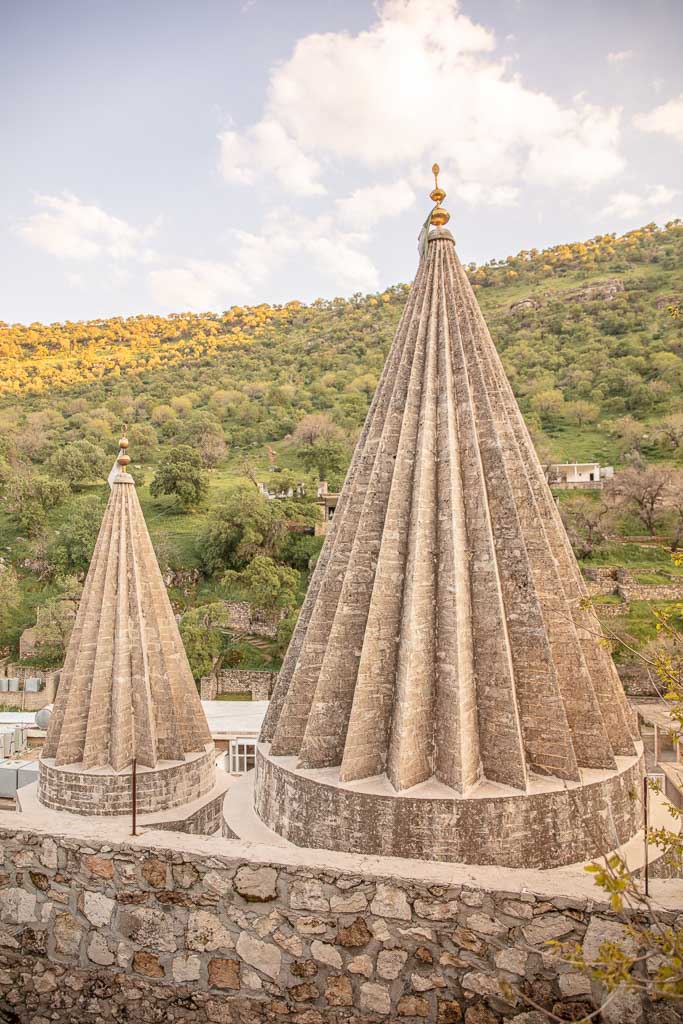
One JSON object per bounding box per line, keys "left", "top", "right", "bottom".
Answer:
{"left": 117, "top": 427, "right": 131, "bottom": 471}
{"left": 429, "top": 162, "right": 450, "bottom": 227}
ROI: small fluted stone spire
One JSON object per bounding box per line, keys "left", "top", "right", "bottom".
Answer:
{"left": 255, "top": 168, "right": 643, "bottom": 867}
{"left": 41, "top": 436, "right": 212, "bottom": 805}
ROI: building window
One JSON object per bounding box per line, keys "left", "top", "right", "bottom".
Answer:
{"left": 229, "top": 739, "right": 256, "bottom": 774}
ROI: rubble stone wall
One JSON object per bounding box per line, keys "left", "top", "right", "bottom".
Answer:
{"left": 0, "top": 825, "right": 680, "bottom": 1024}
{"left": 201, "top": 671, "right": 276, "bottom": 702}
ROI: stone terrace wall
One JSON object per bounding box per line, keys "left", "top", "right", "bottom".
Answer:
{"left": 0, "top": 825, "right": 681, "bottom": 1024}
{"left": 201, "top": 670, "right": 276, "bottom": 701}
{"left": 0, "top": 663, "right": 59, "bottom": 711}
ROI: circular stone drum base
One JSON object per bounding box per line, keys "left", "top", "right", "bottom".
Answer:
{"left": 254, "top": 744, "right": 644, "bottom": 869}
{"left": 38, "top": 744, "right": 215, "bottom": 816}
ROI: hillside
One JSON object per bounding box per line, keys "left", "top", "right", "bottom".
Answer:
{"left": 0, "top": 220, "right": 681, "bottom": 671}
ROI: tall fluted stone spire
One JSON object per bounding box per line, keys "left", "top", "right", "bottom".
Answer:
{"left": 39, "top": 438, "right": 214, "bottom": 816}
{"left": 255, "top": 170, "right": 643, "bottom": 868}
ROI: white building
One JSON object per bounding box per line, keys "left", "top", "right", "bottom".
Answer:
{"left": 548, "top": 462, "right": 614, "bottom": 489}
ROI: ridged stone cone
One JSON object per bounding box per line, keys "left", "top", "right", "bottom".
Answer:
{"left": 39, "top": 448, "right": 214, "bottom": 816}
{"left": 255, "top": 219, "right": 643, "bottom": 868}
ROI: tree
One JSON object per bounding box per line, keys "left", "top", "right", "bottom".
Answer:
{"left": 46, "top": 440, "right": 109, "bottom": 489}
{"left": 658, "top": 413, "right": 683, "bottom": 452}
{"left": 0, "top": 562, "right": 23, "bottom": 655}
{"left": 561, "top": 495, "right": 611, "bottom": 559}
{"left": 127, "top": 423, "right": 159, "bottom": 461}
{"left": 179, "top": 603, "right": 233, "bottom": 681}
{"left": 2, "top": 470, "right": 69, "bottom": 536}
{"left": 547, "top": 593, "right": 683, "bottom": 1015}
{"left": 223, "top": 556, "right": 300, "bottom": 612}
{"left": 564, "top": 399, "right": 600, "bottom": 427}
{"left": 293, "top": 414, "right": 347, "bottom": 481}
{"left": 610, "top": 415, "right": 647, "bottom": 458}
{"left": 200, "top": 486, "right": 287, "bottom": 573}
{"left": 45, "top": 495, "right": 105, "bottom": 576}
{"left": 606, "top": 465, "right": 671, "bottom": 536}
{"left": 150, "top": 445, "right": 207, "bottom": 511}
{"left": 529, "top": 388, "right": 565, "bottom": 428}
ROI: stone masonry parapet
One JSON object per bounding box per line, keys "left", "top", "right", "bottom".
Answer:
{"left": 0, "top": 820, "right": 681, "bottom": 1023}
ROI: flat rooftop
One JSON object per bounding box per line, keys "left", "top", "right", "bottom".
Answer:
{"left": 0, "top": 702, "right": 270, "bottom": 742}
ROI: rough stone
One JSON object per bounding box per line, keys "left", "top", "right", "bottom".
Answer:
{"left": 412, "top": 971, "right": 447, "bottom": 992}
{"left": 466, "top": 913, "right": 509, "bottom": 937}
{"left": 291, "top": 960, "right": 318, "bottom": 978}
{"left": 234, "top": 866, "right": 278, "bottom": 902}
{"left": 371, "top": 884, "right": 412, "bottom": 920}
{"left": 141, "top": 858, "right": 168, "bottom": 888}
{"left": 558, "top": 972, "right": 591, "bottom": 997}
{"left": 172, "top": 953, "right": 202, "bottom": 982}
{"left": 132, "top": 951, "right": 165, "bottom": 978}
{"left": 377, "top": 948, "right": 408, "bottom": 979}
{"left": 187, "top": 910, "right": 235, "bottom": 952}
{"left": 208, "top": 957, "right": 240, "bottom": 990}
{"left": 311, "top": 939, "right": 342, "bottom": 968}
{"left": 494, "top": 947, "right": 528, "bottom": 975}
{"left": 348, "top": 953, "right": 374, "bottom": 977}
{"left": 289, "top": 982, "right": 320, "bottom": 1002}
{"left": 398, "top": 995, "right": 431, "bottom": 1017}
{"left": 438, "top": 1001, "right": 464, "bottom": 1023}
{"left": 360, "top": 982, "right": 391, "bottom": 1015}
{"left": 236, "top": 931, "right": 282, "bottom": 980}
{"left": 452, "top": 926, "right": 486, "bottom": 955}
{"left": 79, "top": 890, "right": 115, "bottom": 927}
{"left": 291, "top": 880, "right": 329, "bottom": 913}
{"left": 53, "top": 913, "right": 83, "bottom": 958}
{"left": 338, "top": 916, "right": 372, "bottom": 947}
{"left": 464, "top": 1005, "right": 500, "bottom": 1024}
{"left": 86, "top": 932, "right": 115, "bottom": 966}
{"left": 325, "top": 975, "right": 353, "bottom": 1006}
{"left": 121, "top": 907, "right": 177, "bottom": 952}
{"left": 330, "top": 891, "right": 368, "bottom": 913}
{"left": 522, "top": 913, "right": 575, "bottom": 946}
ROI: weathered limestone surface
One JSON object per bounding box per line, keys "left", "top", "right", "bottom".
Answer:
{"left": 0, "top": 826, "right": 680, "bottom": 1023}
{"left": 38, "top": 462, "right": 214, "bottom": 816}
{"left": 257, "top": 227, "right": 642, "bottom": 866}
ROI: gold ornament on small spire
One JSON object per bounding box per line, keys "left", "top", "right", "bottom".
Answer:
{"left": 429, "top": 163, "right": 450, "bottom": 227}
{"left": 117, "top": 426, "right": 131, "bottom": 472}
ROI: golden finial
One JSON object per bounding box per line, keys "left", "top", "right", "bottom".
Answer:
{"left": 429, "top": 163, "right": 450, "bottom": 227}
{"left": 117, "top": 427, "right": 130, "bottom": 471}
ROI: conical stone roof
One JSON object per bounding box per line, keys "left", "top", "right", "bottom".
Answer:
{"left": 39, "top": 441, "right": 214, "bottom": 816}
{"left": 255, "top": 174, "right": 643, "bottom": 867}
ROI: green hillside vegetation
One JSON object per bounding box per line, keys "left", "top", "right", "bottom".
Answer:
{"left": 1, "top": 220, "right": 681, "bottom": 675}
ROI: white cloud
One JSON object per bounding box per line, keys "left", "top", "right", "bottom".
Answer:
{"left": 148, "top": 207, "right": 380, "bottom": 312}
{"left": 149, "top": 261, "right": 249, "bottom": 312}
{"left": 634, "top": 94, "right": 683, "bottom": 143}
{"left": 220, "top": 0, "right": 624, "bottom": 199}
{"left": 607, "top": 50, "right": 634, "bottom": 64}
{"left": 18, "top": 193, "right": 156, "bottom": 262}
{"left": 601, "top": 184, "right": 679, "bottom": 220}
{"left": 453, "top": 182, "right": 519, "bottom": 207}
{"left": 219, "top": 120, "right": 325, "bottom": 196}
{"left": 335, "top": 180, "right": 415, "bottom": 229}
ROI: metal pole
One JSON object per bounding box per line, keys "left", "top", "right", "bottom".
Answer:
{"left": 643, "top": 775, "right": 649, "bottom": 897}
{"left": 132, "top": 758, "right": 138, "bottom": 837}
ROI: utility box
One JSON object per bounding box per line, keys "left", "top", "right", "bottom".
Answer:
{"left": 24, "top": 678, "right": 42, "bottom": 693}
{"left": 7, "top": 679, "right": 19, "bottom": 693}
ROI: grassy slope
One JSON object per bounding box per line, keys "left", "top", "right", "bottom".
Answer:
{"left": 1, "top": 222, "right": 681, "bottom": 664}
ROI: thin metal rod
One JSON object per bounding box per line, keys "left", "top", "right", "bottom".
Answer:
{"left": 643, "top": 774, "right": 649, "bottom": 897}
{"left": 132, "top": 758, "right": 138, "bottom": 837}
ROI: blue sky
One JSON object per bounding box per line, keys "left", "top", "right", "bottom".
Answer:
{"left": 1, "top": 0, "right": 682, "bottom": 323}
